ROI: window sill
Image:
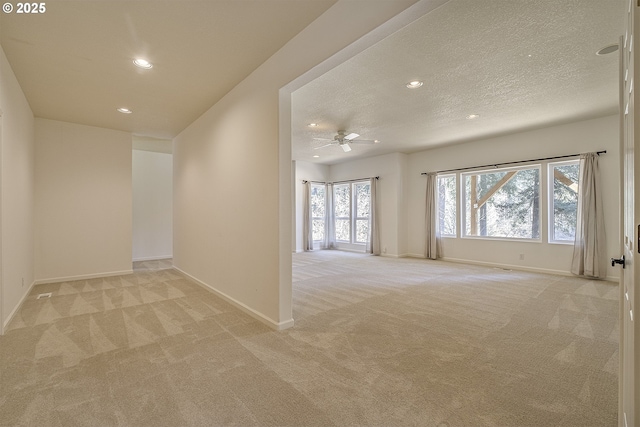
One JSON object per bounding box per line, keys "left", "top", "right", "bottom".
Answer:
{"left": 460, "top": 236, "right": 542, "bottom": 243}
{"left": 548, "top": 240, "right": 574, "bottom": 245}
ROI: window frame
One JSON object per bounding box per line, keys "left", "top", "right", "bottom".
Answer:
{"left": 353, "top": 182, "right": 371, "bottom": 244}
{"left": 460, "top": 164, "right": 542, "bottom": 242}
{"left": 333, "top": 183, "right": 352, "bottom": 243}
{"left": 547, "top": 159, "right": 580, "bottom": 245}
{"left": 333, "top": 181, "right": 370, "bottom": 246}
{"left": 310, "top": 183, "right": 326, "bottom": 243}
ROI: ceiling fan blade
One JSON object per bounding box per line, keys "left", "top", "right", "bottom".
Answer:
{"left": 344, "top": 133, "right": 359, "bottom": 140}
{"left": 351, "top": 139, "right": 376, "bottom": 144}
{"left": 341, "top": 143, "right": 352, "bottom": 152}
{"left": 313, "top": 143, "right": 334, "bottom": 150}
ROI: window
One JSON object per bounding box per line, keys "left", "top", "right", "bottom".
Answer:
{"left": 334, "top": 184, "right": 351, "bottom": 242}
{"left": 549, "top": 160, "right": 579, "bottom": 243}
{"left": 334, "top": 181, "right": 371, "bottom": 244}
{"left": 462, "top": 166, "right": 540, "bottom": 240}
{"left": 311, "top": 184, "right": 326, "bottom": 242}
{"left": 354, "top": 182, "right": 371, "bottom": 244}
{"left": 437, "top": 174, "right": 456, "bottom": 236}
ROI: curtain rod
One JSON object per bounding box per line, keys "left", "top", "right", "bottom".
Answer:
{"left": 303, "top": 176, "right": 379, "bottom": 184}
{"left": 421, "top": 150, "right": 606, "bottom": 175}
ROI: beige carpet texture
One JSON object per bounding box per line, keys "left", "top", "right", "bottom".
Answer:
{"left": 0, "top": 252, "right": 618, "bottom": 426}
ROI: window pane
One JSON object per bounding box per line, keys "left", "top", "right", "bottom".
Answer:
{"left": 552, "top": 163, "right": 579, "bottom": 241}
{"left": 438, "top": 175, "right": 456, "bottom": 236}
{"left": 464, "top": 167, "right": 540, "bottom": 239}
{"left": 312, "top": 219, "right": 325, "bottom": 241}
{"left": 311, "top": 185, "right": 325, "bottom": 218}
{"left": 334, "top": 185, "right": 350, "bottom": 217}
{"left": 335, "top": 219, "right": 350, "bottom": 241}
{"left": 355, "top": 219, "right": 369, "bottom": 243}
{"left": 355, "top": 183, "right": 370, "bottom": 218}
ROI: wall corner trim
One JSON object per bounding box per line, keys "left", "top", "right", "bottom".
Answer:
{"left": 173, "top": 267, "right": 294, "bottom": 331}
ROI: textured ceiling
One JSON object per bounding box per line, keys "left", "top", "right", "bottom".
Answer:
{"left": 0, "top": 0, "right": 336, "bottom": 139}
{"left": 292, "top": 0, "right": 624, "bottom": 165}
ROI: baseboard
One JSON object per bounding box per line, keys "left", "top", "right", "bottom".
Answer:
{"left": 380, "top": 253, "right": 405, "bottom": 259}
{"left": 441, "top": 257, "right": 619, "bottom": 282}
{"left": 403, "top": 254, "right": 619, "bottom": 282}
{"left": 132, "top": 255, "right": 173, "bottom": 262}
{"left": 2, "top": 280, "right": 36, "bottom": 334}
{"left": 33, "top": 269, "right": 134, "bottom": 286}
{"left": 173, "top": 267, "right": 294, "bottom": 331}
{"left": 406, "top": 253, "right": 425, "bottom": 259}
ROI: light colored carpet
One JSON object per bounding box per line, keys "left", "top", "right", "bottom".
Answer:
{"left": 0, "top": 252, "right": 618, "bottom": 426}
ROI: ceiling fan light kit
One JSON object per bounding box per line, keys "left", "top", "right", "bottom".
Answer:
{"left": 313, "top": 130, "right": 378, "bottom": 153}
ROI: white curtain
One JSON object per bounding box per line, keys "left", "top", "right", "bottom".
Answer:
{"left": 571, "top": 153, "right": 607, "bottom": 278}
{"left": 425, "top": 173, "right": 442, "bottom": 260}
{"left": 324, "top": 183, "right": 336, "bottom": 249}
{"left": 302, "top": 181, "right": 313, "bottom": 251}
{"left": 367, "top": 178, "right": 381, "bottom": 255}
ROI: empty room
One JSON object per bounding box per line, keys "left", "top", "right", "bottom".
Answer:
{"left": 0, "top": 0, "right": 637, "bottom": 426}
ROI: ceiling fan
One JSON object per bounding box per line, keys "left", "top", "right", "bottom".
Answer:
{"left": 313, "top": 131, "right": 378, "bottom": 152}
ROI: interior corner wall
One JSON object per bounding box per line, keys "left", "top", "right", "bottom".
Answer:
{"left": 294, "top": 161, "right": 329, "bottom": 252}
{"left": 328, "top": 152, "right": 408, "bottom": 257}
{"left": 34, "top": 118, "right": 133, "bottom": 283}
{"left": 0, "top": 46, "right": 35, "bottom": 331}
{"left": 132, "top": 149, "right": 173, "bottom": 261}
{"left": 407, "top": 114, "right": 620, "bottom": 279}
{"left": 173, "top": 0, "right": 420, "bottom": 329}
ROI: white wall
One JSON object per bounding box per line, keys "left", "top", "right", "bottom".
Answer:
{"left": 408, "top": 115, "right": 620, "bottom": 279}
{"left": 294, "top": 160, "right": 328, "bottom": 252}
{"left": 132, "top": 149, "right": 173, "bottom": 261}
{"left": 35, "top": 119, "right": 132, "bottom": 283}
{"left": 174, "top": 0, "right": 421, "bottom": 329}
{"left": 0, "top": 46, "right": 35, "bottom": 332}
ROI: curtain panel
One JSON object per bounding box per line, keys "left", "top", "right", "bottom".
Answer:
{"left": 324, "top": 183, "right": 336, "bottom": 249}
{"left": 367, "top": 177, "right": 381, "bottom": 255}
{"left": 571, "top": 152, "right": 607, "bottom": 278}
{"left": 302, "top": 181, "right": 313, "bottom": 251}
{"left": 425, "top": 173, "right": 442, "bottom": 260}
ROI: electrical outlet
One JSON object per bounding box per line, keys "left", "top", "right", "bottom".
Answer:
{"left": 519, "top": 254, "right": 525, "bottom": 260}
{"left": 21, "top": 278, "right": 24, "bottom": 287}
{"left": 383, "top": 247, "right": 387, "bottom": 254}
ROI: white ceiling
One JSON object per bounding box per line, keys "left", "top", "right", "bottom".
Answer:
{"left": 0, "top": 0, "right": 625, "bottom": 161}
{"left": 292, "top": 0, "right": 625, "bottom": 165}
{"left": 0, "top": 0, "right": 336, "bottom": 139}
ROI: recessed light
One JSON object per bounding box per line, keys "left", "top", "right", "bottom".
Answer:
{"left": 596, "top": 44, "right": 619, "bottom": 56}
{"left": 406, "top": 80, "right": 423, "bottom": 89}
{"left": 374, "top": 140, "right": 381, "bottom": 143}
{"left": 133, "top": 58, "right": 153, "bottom": 69}
{"left": 313, "top": 155, "right": 320, "bottom": 158}
{"left": 466, "top": 114, "right": 480, "bottom": 120}
{"left": 308, "top": 123, "right": 319, "bottom": 127}
{"left": 117, "top": 107, "right": 132, "bottom": 114}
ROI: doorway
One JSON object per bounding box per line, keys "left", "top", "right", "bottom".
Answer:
{"left": 132, "top": 136, "right": 173, "bottom": 267}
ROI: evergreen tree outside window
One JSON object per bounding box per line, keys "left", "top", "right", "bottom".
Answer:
{"left": 462, "top": 165, "right": 541, "bottom": 240}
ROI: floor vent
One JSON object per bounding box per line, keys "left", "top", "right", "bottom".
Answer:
{"left": 37, "top": 292, "right": 52, "bottom": 299}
